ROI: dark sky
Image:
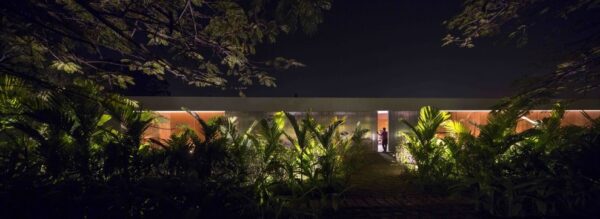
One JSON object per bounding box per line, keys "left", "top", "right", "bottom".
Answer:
{"left": 164, "top": 0, "right": 563, "bottom": 98}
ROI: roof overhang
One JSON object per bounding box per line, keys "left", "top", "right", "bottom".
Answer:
{"left": 129, "top": 97, "right": 600, "bottom": 112}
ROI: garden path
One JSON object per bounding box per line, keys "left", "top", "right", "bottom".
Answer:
{"left": 329, "top": 152, "right": 478, "bottom": 218}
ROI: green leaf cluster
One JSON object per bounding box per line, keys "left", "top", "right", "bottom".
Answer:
{"left": 400, "top": 103, "right": 600, "bottom": 217}
{"left": 0, "top": 0, "right": 332, "bottom": 94}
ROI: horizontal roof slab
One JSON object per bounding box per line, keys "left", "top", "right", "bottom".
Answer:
{"left": 130, "top": 97, "right": 600, "bottom": 112}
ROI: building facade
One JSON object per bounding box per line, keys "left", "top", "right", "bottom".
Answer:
{"left": 133, "top": 97, "right": 600, "bottom": 153}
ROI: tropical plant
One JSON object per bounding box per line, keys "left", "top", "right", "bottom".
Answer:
{"left": 0, "top": 82, "right": 369, "bottom": 218}
{"left": 400, "top": 106, "right": 453, "bottom": 183}
{"left": 398, "top": 102, "right": 600, "bottom": 217}
{"left": 247, "top": 112, "right": 369, "bottom": 216}
{"left": 441, "top": 103, "right": 600, "bottom": 217}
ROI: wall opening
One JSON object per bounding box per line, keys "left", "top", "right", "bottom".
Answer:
{"left": 144, "top": 111, "right": 226, "bottom": 142}
{"left": 377, "top": 110, "right": 389, "bottom": 152}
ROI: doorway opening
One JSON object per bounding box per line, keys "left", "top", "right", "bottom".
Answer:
{"left": 377, "top": 110, "right": 389, "bottom": 152}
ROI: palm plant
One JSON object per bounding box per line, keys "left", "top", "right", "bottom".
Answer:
{"left": 0, "top": 74, "right": 169, "bottom": 217}
{"left": 281, "top": 113, "right": 368, "bottom": 213}
{"left": 284, "top": 112, "right": 312, "bottom": 183}
{"left": 400, "top": 106, "right": 453, "bottom": 182}
{"left": 245, "top": 112, "right": 290, "bottom": 215}
{"left": 282, "top": 112, "right": 319, "bottom": 207}
{"left": 440, "top": 104, "right": 536, "bottom": 216}
{"left": 218, "top": 116, "right": 257, "bottom": 184}
{"left": 307, "top": 118, "right": 344, "bottom": 190}
{"left": 440, "top": 102, "right": 600, "bottom": 217}
{"left": 0, "top": 73, "right": 370, "bottom": 218}
{"left": 340, "top": 123, "right": 369, "bottom": 182}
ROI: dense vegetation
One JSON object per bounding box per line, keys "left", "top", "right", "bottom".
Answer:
{"left": 399, "top": 104, "right": 600, "bottom": 217}
{"left": 0, "top": 74, "right": 369, "bottom": 218}
{"left": 438, "top": 3, "right": 600, "bottom": 216}
{"left": 4, "top": 75, "right": 599, "bottom": 218}
{"left": 0, "top": 0, "right": 331, "bottom": 96}
{"left": 0, "top": 2, "right": 343, "bottom": 216}
{"left": 0, "top": 1, "right": 373, "bottom": 217}
{"left": 2, "top": 0, "right": 599, "bottom": 218}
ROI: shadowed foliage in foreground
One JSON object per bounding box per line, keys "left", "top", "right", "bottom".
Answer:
{"left": 0, "top": 74, "right": 369, "bottom": 218}
{"left": 399, "top": 104, "right": 600, "bottom": 217}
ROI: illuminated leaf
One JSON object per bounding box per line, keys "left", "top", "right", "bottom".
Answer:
{"left": 50, "top": 60, "right": 81, "bottom": 74}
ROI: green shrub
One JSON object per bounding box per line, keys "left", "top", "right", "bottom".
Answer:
{"left": 429, "top": 103, "right": 600, "bottom": 217}
{"left": 0, "top": 76, "right": 368, "bottom": 217}
{"left": 400, "top": 106, "right": 454, "bottom": 184}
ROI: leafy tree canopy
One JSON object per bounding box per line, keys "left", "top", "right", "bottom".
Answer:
{"left": 444, "top": 0, "right": 600, "bottom": 107}
{"left": 0, "top": 0, "right": 331, "bottom": 94}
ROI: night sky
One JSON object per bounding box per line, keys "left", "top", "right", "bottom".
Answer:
{"left": 162, "top": 0, "right": 567, "bottom": 98}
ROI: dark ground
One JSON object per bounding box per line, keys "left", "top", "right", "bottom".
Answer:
{"left": 329, "top": 152, "right": 480, "bottom": 218}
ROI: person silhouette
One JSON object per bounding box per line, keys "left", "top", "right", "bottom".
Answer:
{"left": 380, "top": 127, "right": 388, "bottom": 152}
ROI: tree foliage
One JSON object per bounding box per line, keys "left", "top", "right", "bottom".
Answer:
{"left": 444, "top": 0, "right": 600, "bottom": 105}
{"left": 0, "top": 0, "right": 331, "bottom": 93}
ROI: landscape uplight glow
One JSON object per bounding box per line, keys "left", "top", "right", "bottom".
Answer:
{"left": 521, "top": 116, "right": 539, "bottom": 126}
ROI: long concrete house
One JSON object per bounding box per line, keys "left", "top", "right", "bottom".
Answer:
{"left": 132, "top": 97, "right": 600, "bottom": 153}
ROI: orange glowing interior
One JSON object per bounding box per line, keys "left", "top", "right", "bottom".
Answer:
{"left": 448, "top": 110, "right": 600, "bottom": 135}
{"left": 144, "top": 111, "right": 225, "bottom": 141}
